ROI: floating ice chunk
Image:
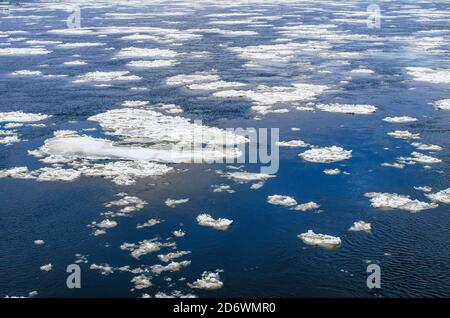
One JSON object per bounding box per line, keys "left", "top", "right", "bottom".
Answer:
{"left": 158, "top": 251, "right": 191, "bottom": 263}
{"left": 136, "top": 218, "right": 160, "bottom": 229}
{"left": 172, "top": 229, "right": 185, "bottom": 237}
{"left": 188, "top": 270, "right": 223, "bottom": 290}
{"left": 151, "top": 261, "right": 191, "bottom": 274}
{"left": 211, "top": 184, "right": 235, "bottom": 193}
{"left": 414, "top": 186, "right": 432, "bottom": 193}
{"left": 223, "top": 171, "right": 274, "bottom": 183}
{"left": 165, "top": 198, "right": 189, "bottom": 208}
{"left": 131, "top": 275, "right": 152, "bottom": 290}
{"left": 90, "top": 263, "right": 114, "bottom": 275}
{"left": 57, "top": 42, "right": 105, "bottom": 49}
{"left": 324, "top": 168, "right": 341, "bottom": 175}
{"left": 0, "top": 134, "right": 20, "bottom": 145}
{"left": 63, "top": 60, "right": 87, "bottom": 66}
{"left": 387, "top": 130, "right": 420, "bottom": 139}
{"left": 35, "top": 167, "right": 81, "bottom": 182}
{"left": 298, "top": 230, "right": 341, "bottom": 249}
{"left": 122, "top": 100, "right": 149, "bottom": 107}
{"left": 431, "top": 99, "right": 450, "bottom": 110}
{"left": 411, "top": 143, "right": 442, "bottom": 151}
{"left": 0, "top": 167, "right": 35, "bottom": 179}
{"left": 0, "top": 47, "right": 51, "bottom": 55}
{"left": 299, "top": 146, "right": 352, "bottom": 163}
{"left": 10, "top": 70, "right": 43, "bottom": 77}
{"left": 154, "top": 291, "right": 197, "bottom": 298}
{"left": 93, "top": 219, "right": 117, "bottom": 229}
{"left": 120, "top": 239, "right": 168, "bottom": 259}
{"left": 291, "top": 127, "right": 301, "bottom": 132}
{"left": 197, "top": 214, "right": 233, "bottom": 231}
{"left": 117, "top": 47, "right": 178, "bottom": 58}
{"left": 74, "top": 71, "right": 141, "bottom": 83}
{"left": 127, "top": 59, "right": 178, "bottom": 68}
{"left": 316, "top": 103, "right": 377, "bottom": 115}
{"left": 40, "top": 264, "right": 52, "bottom": 272}
{"left": 267, "top": 195, "right": 297, "bottom": 207}
{"left": 406, "top": 67, "right": 450, "bottom": 84}
{"left": 276, "top": 140, "right": 309, "bottom": 148}
{"left": 408, "top": 152, "right": 441, "bottom": 164}
{"left": 382, "top": 162, "right": 405, "bottom": 169}
{"left": 166, "top": 71, "right": 220, "bottom": 86}
{"left": 348, "top": 221, "right": 372, "bottom": 233}
{"left": 187, "top": 80, "right": 246, "bottom": 91}
{"left": 0, "top": 111, "right": 50, "bottom": 123}
{"left": 426, "top": 188, "right": 450, "bottom": 204}
{"left": 34, "top": 240, "right": 45, "bottom": 245}
{"left": 365, "top": 192, "right": 438, "bottom": 212}
{"left": 382, "top": 116, "right": 417, "bottom": 123}
{"left": 350, "top": 69, "right": 374, "bottom": 75}
{"left": 292, "top": 201, "right": 320, "bottom": 211}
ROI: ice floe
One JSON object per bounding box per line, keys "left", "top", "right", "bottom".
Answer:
{"left": 387, "top": 130, "right": 420, "bottom": 139}
{"left": 165, "top": 198, "right": 189, "bottom": 208}
{"left": 90, "top": 264, "right": 114, "bottom": 275}
{"left": 431, "top": 99, "right": 450, "bottom": 110}
{"left": 323, "top": 168, "right": 341, "bottom": 175}
{"left": 158, "top": 251, "right": 191, "bottom": 263}
{"left": 197, "top": 214, "right": 233, "bottom": 231}
{"left": 10, "top": 70, "right": 43, "bottom": 77}
{"left": 426, "top": 188, "right": 450, "bottom": 204}
{"left": 365, "top": 192, "right": 438, "bottom": 212}
{"left": 136, "top": 218, "right": 160, "bottom": 229}
{"left": 298, "top": 230, "right": 341, "bottom": 249}
{"left": 316, "top": 103, "right": 377, "bottom": 115}
{"left": 0, "top": 111, "right": 50, "bottom": 123}
{"left": 0, "top": 47, "right": 51, "bottom": 55}
{"left": 276, "top": 140, "right": 309, "bottom": 148}
{"left": 411, "top": 143, "right": 442, "bottom": 151}
{"left": 34, "top": 240, "right": 45, "bottom": 245}
{"left": 127, "top": 59, "right": 178, "bottom": 68}
{"left": 299, "top": 146, "right": 352, "bottom": 163}
{"left": 267, "top": 195, "right": 297, "bottom": 207}
{"left": 172, "top": 230, "right": 186, "bottom": 238}
{"left": 382, "top": 116, "right": 417, "bottom": 123}
{"left": 211, "top": 184, "right": 235, "bottom": 193}
{"left": 40, "top": 264, "right": 52, "bottom": 272}
{"left": 292, "top": 201, "right": 321, "bottom": 212}
{"left": 74, "top": 71, "right": 142, "bottom": 83}
{"left": 188, "top": 270, "right": 224, "bottom": 290}
{"left": 117, "top": 46, "right": 178, "bottom": 59}
{"left": 406, "top": 67, "right": 450, "bottom": 84}
{"left": 151, "top": 261, "right": 191, "bottom": 274}
{"left": 348, "top": 221, "right": 372, "bottom": 233}
{"left": 131, "top": 275, "right": 152, "bottom": 290}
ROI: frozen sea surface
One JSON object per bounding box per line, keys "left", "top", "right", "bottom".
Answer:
{"left": 0, "top": 0, "right": 449, "bottom": 297}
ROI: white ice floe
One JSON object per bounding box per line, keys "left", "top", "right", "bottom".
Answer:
{"left": 426, "top": 188, "right": 450, "bottom": 204}
{"left": 40, "top": 264, "right": 52, "bottom": 272}
{"left": 324, "top": 168, "right": 341, "bottom": 175}
{"left": 382, "top": 116, "right": 417, "bottom": 123}
{"left": 298, "top": 230, "right": 341, "bottom": 249}
{"left": 431, "top": 99, "right": 450, "bottom": 110}
{"left": 92, "top": 219, "right": 117, "bottom": 229}
{"left": 131, "top": 275, "right": 152, "bottom": 290}
{"left": 414, "top": 186, "right": 432, "bottom": 193}
{"left": 158, "top": 251, "right": 191, "bottom": 263}
{"left": 63, "top": 60, "right": 87, "bottom": 66}
{"left": 151, "top": 261, "right": 191, "bottom": 274}
{"left": 387, "top": 130, "right": 420, "bottom": 139}
{"left": 122, "top": 100, "right": 149, "bottom": 107}
{"left": 34, "top": 240, "right": 45, "bottom": 245}
{"left": 0, "top": 47, "right": 51, "bottom": 55}
{"left": 411, "top": 143, "right": 443, "bottom": 151}
{"left": 74, "top": 71, "right": 141, "bottom": 83}
{"left": 127, "top": 59, "right": 178, "bottom": 68}
{"left": 365, "top": 192, "right": 438, "bottom": 212}
{"left": 267, "top": 195, "right": 297, "bottom": 207}
{"left": 172, "top": 229, "right": 186, "bottom": 237}
{"left": 188, "top": 270, "right": 224, "bottom": 290}
{"left": 117, "top": 47, "right": 178, "bottom": 59}
{"left": 405, "top": 152, "right": 441, "bottom": 164}
{"left": 316, "top": 103, "right": 377, "bottom": 115}
{"left": 136, "top": 218, "right": 160, "bottom": 229}
{"left": 223, "top": 171, "right": 274, "bottom": 184}
{"left": 165, "top": 198, "right": 189, "bottom": 208}
{"left": 381, "top": 162, "right": 405, "bottom": 169}
{"left": 0, "top": 166, "right": 81, "bottom": 182}
{"left": 292, "top": 201, "right": 320, "bottom": 212}
{"left": 299, "top": 146, "right": 352, "bottom": 163}
{"left": 276, "top": 140, "right": 309, "bottom": 148}
{"left": 211, "top": 184, "right": 235, "bottom": 193}
{"left": 90, "top": 264, "right": 114, "bottom": 275}
{"left": 406, "top": 67, "right": 450, "bottom": 84}
{"left": 348, "top": 221, "right": 372, "bottom": 233}
{"left": 154, "top": 291, "right": 197, "bottom": 298}
{"left": 166, "top": 71, "right": 221, "bottom": 87}
{"left": 0, "top": 111, "right": 50, "bottom": 123}
{"left": 10, "top": 70, "right": 43, "bottom": 77}
{"left": 350, "top": 69, "right": 374, "bottom": 75}
{"left": 197, "top": 214, "right": 233, "bottom": 231}
{"left": 120, "top": 239, "right": 173, "bottom": 259}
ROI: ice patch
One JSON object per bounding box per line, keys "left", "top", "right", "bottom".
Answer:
{"left": 197, "top": 214, "right": 233, "bottom": 231}
{"left": 299, "top": 146, "right": 352, "bottom": 163}
{"left": 127, "top": 59, "right": 178, "bottom": 68}
{"left": 137, "top": 219, "right": 160, "bottom": 229}
{"left": 324, "top": 168, "right": 341, "bottom": 175}
{"left": 348, "top": 221, "right": 372, "bottom": 233}
{"left": 411, "top": 143, "right": 443, "bottom": 151}
{"left": 10, "top": 70, "right": 43, "bottom": 77}
{"left": 298, "top": 230, "right": 341, "bottom": 249}
{"left": 188, "top": 270, "right": 223, "bottom": 290}
{"left": 406, "top": 67, "right": 450, "bottom": 84}
{"left": 432, "top": 99, "right": 450, "bottom": 110}
{"left": 276, "top": 140, "right": 309, "bottom": 148}
{"left": 158, "top": 251, "right": 191, "bottom": 263}
{"left": 426, "top": 188, "right": 450, "bottom": 204}
{"left": 151, "top": 261, "right": 191, "bottom": 274}
{"left": 292, "top": 201, "right": 320, "bottom": 212}
{"left": 117, "top": 47, "right": 178, "bottom": 59}
{"left": 383, "top": 116, "right": 417, "bottom": 123}
{"left": 267, "top": 195, "right": 297, "bottom": 207}
{"left": 0, "top": 111, "right": 50, "bottom": 123}
{"left": 0, "top": 47, "right": 51, "bottom": 55}
{"left": 387, "top": 130, "right": 420, "bottom": 139}
{"left": 74, "top": 71, "right": 141, "bottom": 83}
{"left": 40, "top": 264, "right": 52, "bottom": 272}
{"left": 165, "top": 198, "right": 189, "bottom": 208}
{"left": 365, "top": 192, "right": 438, "bottom": 212}
{"left": 316, "top": 103, "right": 377, "bottom": 115}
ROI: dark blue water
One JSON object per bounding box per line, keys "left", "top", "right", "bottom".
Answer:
{"left": 0, "top": 0, "right": 449, "bottom": 298}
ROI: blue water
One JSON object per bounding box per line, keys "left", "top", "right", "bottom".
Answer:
{"left": 0, "top": 0, "right": 449, "bottom": 298}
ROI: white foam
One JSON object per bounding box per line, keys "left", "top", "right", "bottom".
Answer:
{"left": 197, "top": 214, "right": 233, "bottom": 231}
{"left": 57, "top": 42, "right": 105, "bottom": 49}
{"left": 188, "top": 270, "right": 223, "bottom": 290}
{"left": 63, "top": 60, "right": 87, "bottom": 66}
{"left": 316, "top": 103, "right": 377, "bottom": 115}
{"left": 365, "top": 192, "right": 438, "bottom": 212}
{"left": 298, "top": 230, "right": 341, "bottom": 249}
{"left": 348, "top": 221, "right": 372, "bottom": 232}
{"left": 299, "top": 146, "right": 352, "bottom": 163}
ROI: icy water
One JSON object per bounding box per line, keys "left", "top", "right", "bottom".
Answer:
{"left": 0, "top": 0, "right": 449, "bottom": 298}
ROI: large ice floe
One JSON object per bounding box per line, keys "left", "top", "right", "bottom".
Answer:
{"left": 365, "top": 192, "right": 438, "bottom": 212}
{"left": 0, "top": 111, "right": 50, "bottom": 123}
{"left": 299, "top": 146, "right": 352, "bottom": 163}
{"left": 406, "top": 67, "right": 450, "bottom": 84}
{"left": 316, "top": 103, "right": 377, "bottom": 115}
{"left": 196, "top": 214, "right": 233, "bottom": 231}
{"left": 0, "top": 47, "right": 51, "bottom": 56}
{"left": 188, "top": 270, "right": 224, "bottom": 290}
{"left": 432, "top": 99, "right": 450, "bottom": 110}
{"left": 426, "top": 188, "right": 450, "bottom": 204}
{"left": 298, "top": 230, "right": 342, "bottom": 249}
